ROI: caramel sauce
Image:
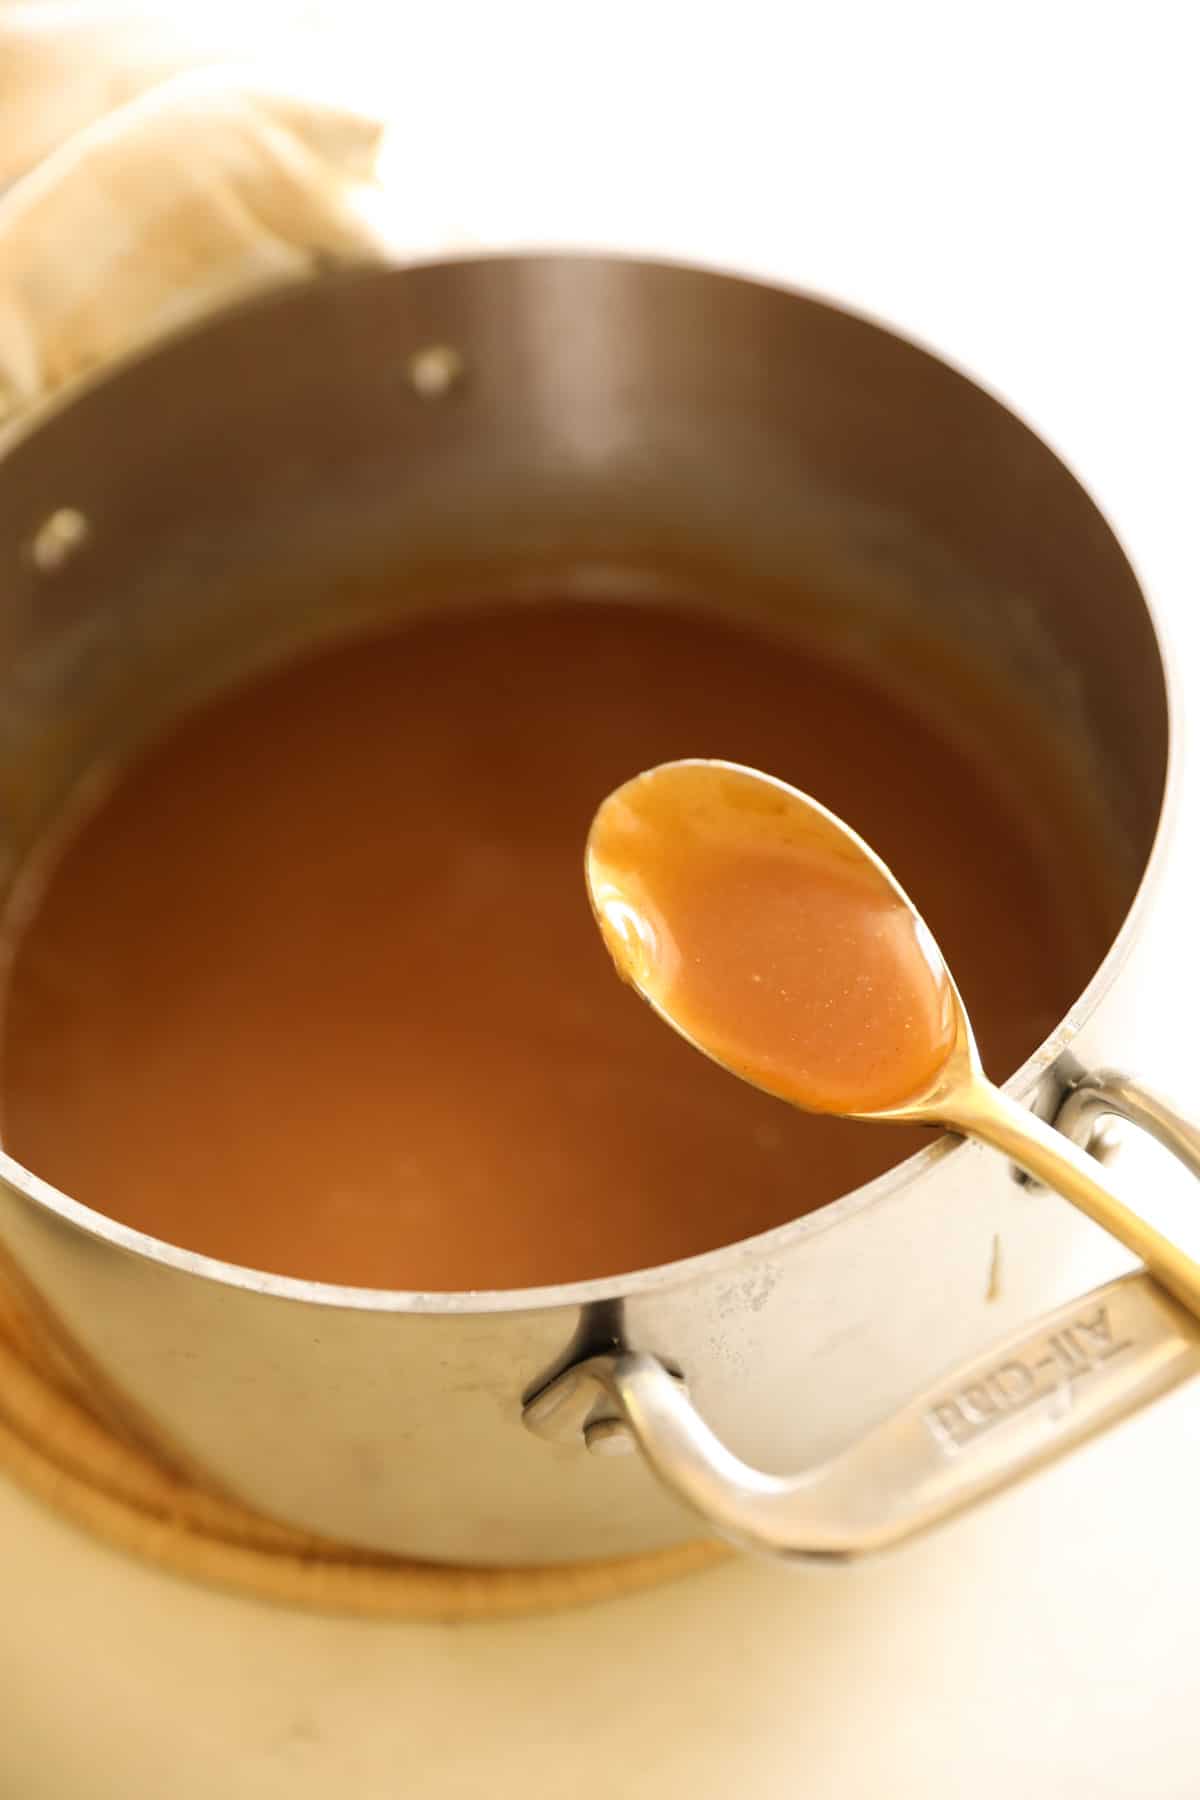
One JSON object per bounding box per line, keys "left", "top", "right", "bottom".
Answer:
{"left": 0, "top": 601, "right": 1106, "bottom": 1288}
{"left": 588, "top": 762, "right": 957, "bottom": 1115}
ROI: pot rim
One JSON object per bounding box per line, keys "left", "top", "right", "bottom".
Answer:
{"left": 0, "top": 252, "right": 1177, "bottom": 1317}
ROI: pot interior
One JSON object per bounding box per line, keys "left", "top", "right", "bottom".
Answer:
{"left": 0, "top": 257, "right": 1169, "bottom": 1282}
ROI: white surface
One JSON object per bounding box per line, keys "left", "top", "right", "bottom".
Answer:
{"left": 2, "top": 3, "right": 1200, "bottom": 1795}
{"left": 3, "top": 1389, "right": 1200, "bottom": 1800}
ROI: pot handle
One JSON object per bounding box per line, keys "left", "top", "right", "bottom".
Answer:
{"left": 1055, "top": 1067, "right": 1200, "bottom": 1177}
{"left": 525, "top": 1072, "right": 1200, "bottom": 1558}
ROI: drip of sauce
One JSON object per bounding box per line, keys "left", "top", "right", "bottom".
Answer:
{"left": 588, "top": 762, "right": 957, "bottom": 1115}
{"left": 0, "top": 601, "right": 1110, "bottom": 1289}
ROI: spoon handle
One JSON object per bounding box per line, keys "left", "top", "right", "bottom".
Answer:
{"left": 947, "top": 1078, "right": 1200, "bottom": 1319}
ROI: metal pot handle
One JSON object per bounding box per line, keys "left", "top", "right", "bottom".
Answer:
{"left": 525, "top": 1071, "right": 1200, "bottom": 1558}
{"left": 1055, "top": 1068, "right": 1200, "bottom": 1177}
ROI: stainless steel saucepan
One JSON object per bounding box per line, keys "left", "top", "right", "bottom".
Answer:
{"left": 0, "top": 256, "right": 1196, "bottom": 1565}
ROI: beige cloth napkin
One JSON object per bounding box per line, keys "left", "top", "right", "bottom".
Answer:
{"left": 0, "top": 9, "right": 392, "bottom": 430}
{"left": 0, "top": 2, "right": 273, "bottom": 188}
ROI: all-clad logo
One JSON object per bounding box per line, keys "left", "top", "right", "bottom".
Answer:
{"left": 924, "top": 1306, "right": 1133, "bottom": 1452}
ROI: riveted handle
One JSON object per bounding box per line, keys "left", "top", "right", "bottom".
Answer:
{"left": 525, "top": 1071, "right": 1200, "bottom": 1559}
{"left": 597, "top": 1271, "right": 1200, "bottom": 1558}
{"left": 1055, "top": 1068, "right": 1200, "bottom": 1179}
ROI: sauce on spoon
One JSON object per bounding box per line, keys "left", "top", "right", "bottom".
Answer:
{"left": 587, "top": 760, "right": 957, "bottom": 1115}
{"left": 588, "top": 755, "right": 1200, "bottom": 1325}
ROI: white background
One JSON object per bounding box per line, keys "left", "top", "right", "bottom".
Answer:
{"left": 2, "top": 3, "right": 1199, "bottom": 1793}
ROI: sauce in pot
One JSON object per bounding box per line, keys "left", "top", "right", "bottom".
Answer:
{"left": 0, "top": 600, "right": 1106, "bottom": 1288}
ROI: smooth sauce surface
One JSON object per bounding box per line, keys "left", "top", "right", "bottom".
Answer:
{"left": 0, "top": 602, "right": 1105, "bottom": 1289}
{"left": 589, "top": 762, "right": 957, "bottom": 1115}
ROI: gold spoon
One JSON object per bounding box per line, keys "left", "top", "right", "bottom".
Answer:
{"left": 586, "top": 758, "right": 1200, "bottom": 1321}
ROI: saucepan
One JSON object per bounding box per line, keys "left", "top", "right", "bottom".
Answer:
{"left": 0, "top": 256, "right": 1197, "bottom": 1566}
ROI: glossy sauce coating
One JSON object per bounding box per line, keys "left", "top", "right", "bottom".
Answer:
{"left": 0, "top": 602, "right": 1107, "bottom": 1289}
{"left": 589, "top": 762, "right": 958, "bottom": 1115}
